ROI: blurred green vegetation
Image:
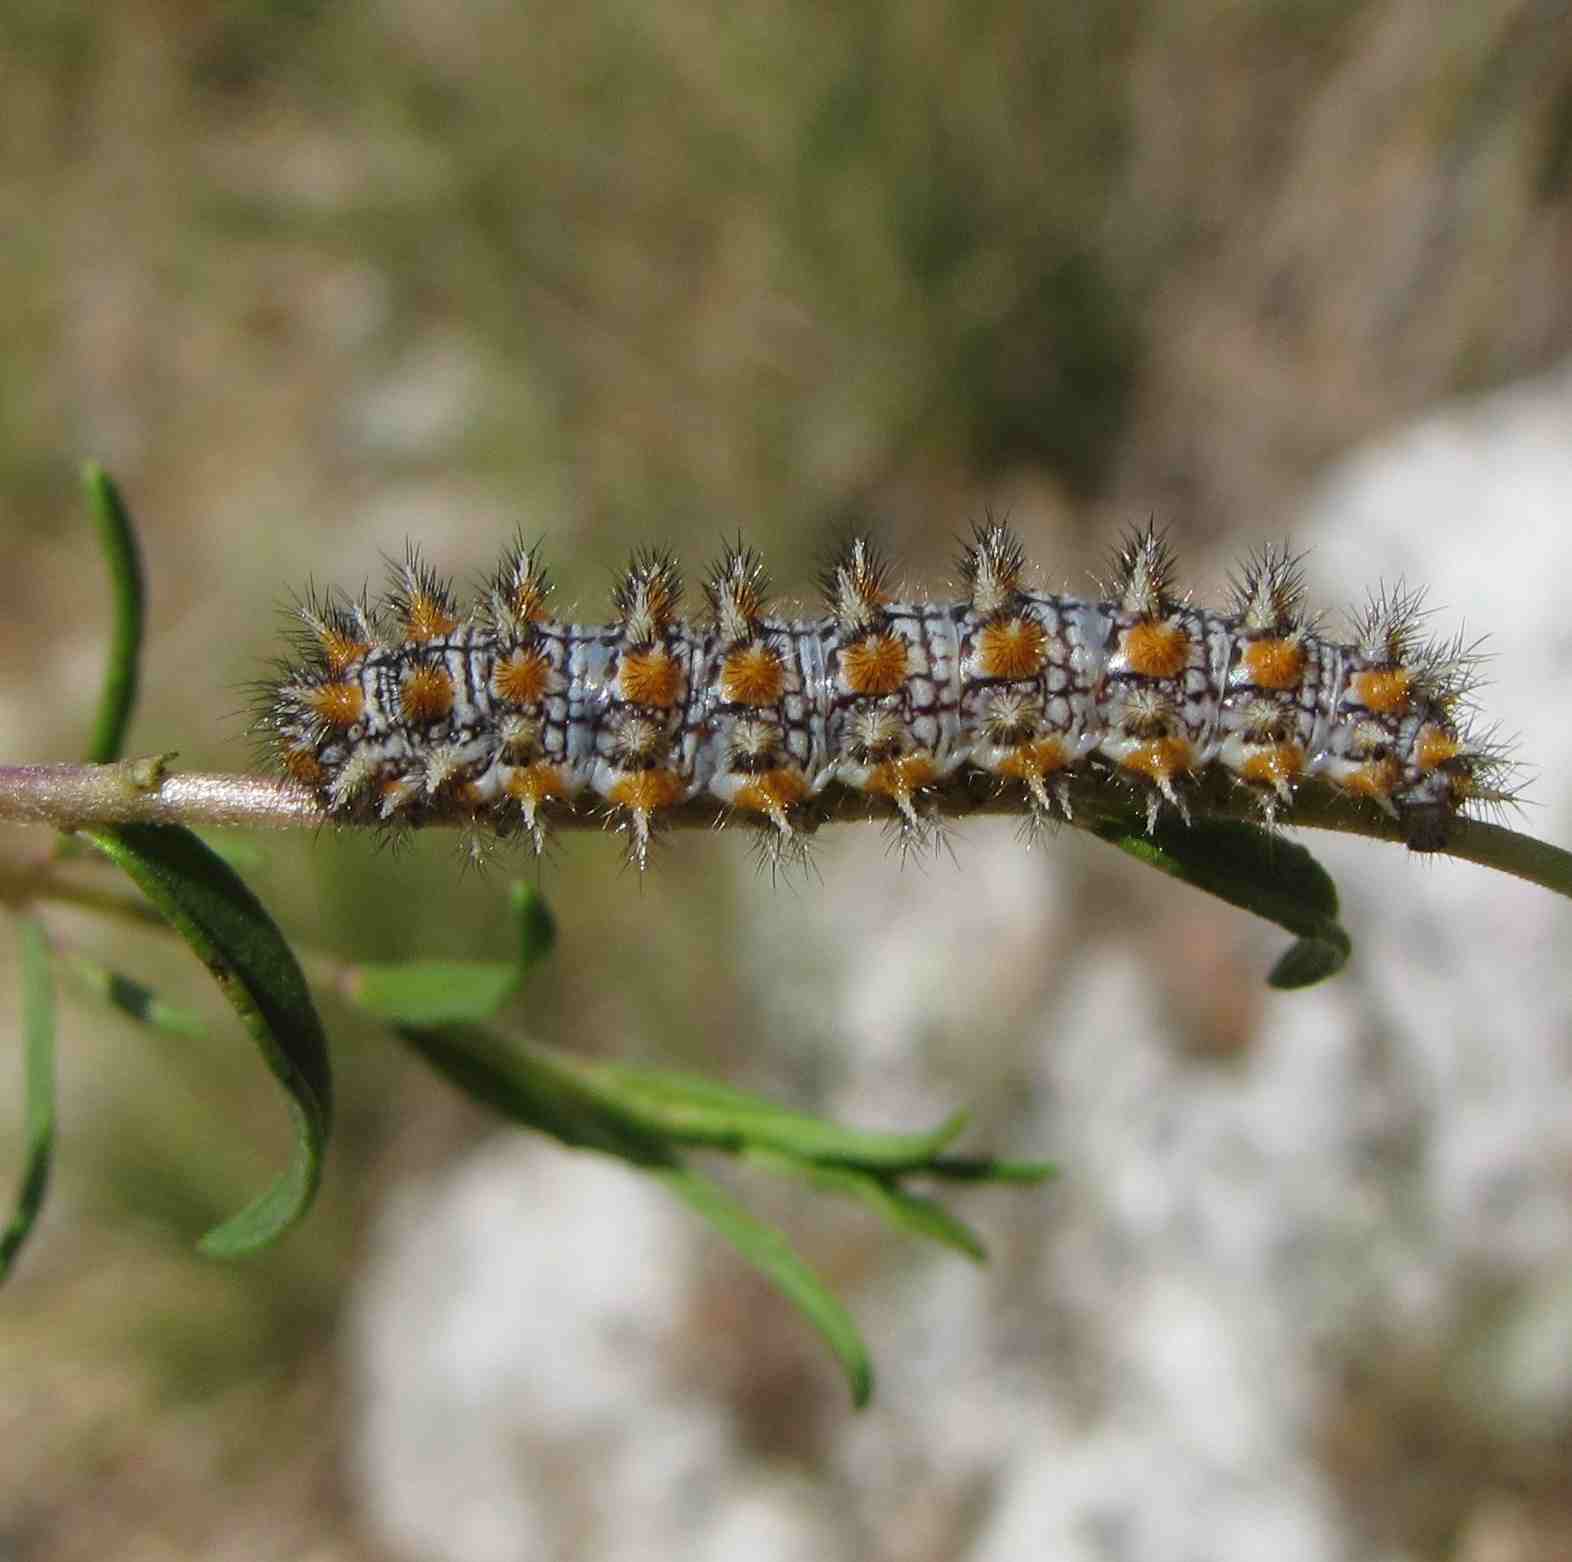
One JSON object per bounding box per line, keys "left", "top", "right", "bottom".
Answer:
{"left": 1, "top": 1, "right": 1152, "bottom": 539}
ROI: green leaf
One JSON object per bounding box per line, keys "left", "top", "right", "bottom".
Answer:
{"left": 83, "top": 823, "right": 332, "bottom": 1255}
{"left": 195, "top": 835, "right": 269, "bottom": 874}
{"left": 924, "top": 1155, "right": 1059, "bottom": 1184}
{"left": 396, "top": 1017, "right": 1049, "bottom": 1408}
{"left": 507, "top": 881, "right": 556, "bottom": 972}
{"left": 1090, "top": 813, "right": 1352, "bottom": 988}
{"left": 398, "top": 1024, "right": 670, "bottom": 1164}
{"left": 1, "top": 918, "right": 57, "bottom": 1281}
{"left": 397, "top": 1024, "right": 878, "bottom": 1402}
{"left": 749, "top": 1148, "right": 988, "bottom": 1260}
{"left": 80, "top": 463, "right": 146, "bottom": 766}
{"left": 63, "top": 951, "right": 205, "bottom": 1040}
{"left": 350, "top": 960, "right": 524, "bottom": 1026}
{"left": 582, "top": 1062, "right": 969, "bottom": 1167}
{"left": 345, "top": 882, "right": 556, "bottom": 1026}
{"left": 656, "top": 1164, "right": 873, "bottom": 1407}
{"left": 859, "top": 1181, "right": 987, "bottom": 1259}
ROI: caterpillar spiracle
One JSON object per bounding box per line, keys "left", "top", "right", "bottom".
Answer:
{"left": 261, "top": 523, "right": 1513, "bottom": 865}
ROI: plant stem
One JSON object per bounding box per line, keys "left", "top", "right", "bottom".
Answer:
{"left": 0, "top": 758, "right": 1566, "bottom": 901}
{"left": 0, "top": 761, "right": 321, "bottom": 831}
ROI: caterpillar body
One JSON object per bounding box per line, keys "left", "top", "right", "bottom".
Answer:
{"left": 263, "top": 523, "right": 1510, "bottom": 863}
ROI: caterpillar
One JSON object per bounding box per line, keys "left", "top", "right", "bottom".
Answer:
{"left": 262, "top": 522, "right": 1512, "bottom": 864}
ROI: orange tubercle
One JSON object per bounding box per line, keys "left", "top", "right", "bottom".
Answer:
{"left": 400, "top": 664, "right": 455, "bottom": 723}
{"left": 1353, "top": 666, "right": 1411, "bottom": 715}
{"left": 720, "top": 643, "right": 786, "bottom": 706}
{"left": 998, "top": 737, "right": 1069, "bottom": 780}
{"left": 978, "top": 616, "right": 1049, "bottom": 681}
{"left": 281, "top": 745, "right": 325, "bottom": 785}
{"left": 1340, "top": 757, "right": 1403, "bottom": 801}
{"left": 1120, "top": 736, "right": 1194, "bottom": 785}
{"left": 403, "top": 594, "right": 459, "bottom": 644}
{"left": 317, "top": 629, "right": 371, "bottom": 677}
{"left": 1242, "top": 636, "right": 1306, "bottom": 691}
{"left": 1120, "top": 620, "right": 1190, "bottom": 681}
{"left": 609, "top": 768, "right": 686, "bottom": 813}
{"left": 841, "top": 632, "right": 909, "bottom": 696}
{"left": 505, "top": 762, "right": 567, "bottom": 805}
{"left": 734, "top": 768, "right": 810, "bottom": 816}
{"left": 494, "top": 647, "right": 553, "bottom": 707}
{"left": 306, "top": 680, "right": 365, "bottom": 729}
{"left": 618, "top": 647, "right": 683, "bottom": 709}
{"left": 1416, "top": 725, "right": 1462, "bottom": 771}
{"left": 510, "top": 580, "right": 549, "bottom": 624}
{"left": 1241, "top": 743, "right": 1304, "bottom": 788}
{"left": 866, "top": 754, "right": 937, "bottom": 799}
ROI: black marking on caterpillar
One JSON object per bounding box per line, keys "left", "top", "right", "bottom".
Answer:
{"left": 261, "top": 522, "right": 1515, "bottom": 867}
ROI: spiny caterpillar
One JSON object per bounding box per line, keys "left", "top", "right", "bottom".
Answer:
{"left": 262, "top": 523, "right": 1512, "bottom": 865}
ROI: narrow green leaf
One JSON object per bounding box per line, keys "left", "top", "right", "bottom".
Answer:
{"left": 80, "top": 463, "right": 146, "bottom": 766}
{"left": 657, "top": 1164, "right": 873, "bottom": 1407}
{"left": 350, "top": 960, "right": 523, "bottom": 1026}
{"left": 345, "top": 881, "right": 555, "bottom": 1026}
{"left": 749, "top": 1149, "right": 988, "bottom": 1260}
{"left": 1, "top": 919, "right": 57, "bottom": 1281}
{"left": 398, "top": 1024, "right": 671, "bottom": 1164}
{"left": 195, "top": 836, "right": 268, "bottom": 873}
{"left": 859, "top": 1183, "right": 987, "bottom": 1260}
{"left": 583, "top": 1062, "right": 969, "bottom": 1167}
{"left": 1266, "top": 931, "right": 1347, "bottom": 990}
{"left": 64, "top": 952, "right": 205, "bottom": 1039}
{"left": 83, "top": 824, "right": 331, "bottom": 1255}
{"left": 1091, "top": 813, "right": 1352, "bottom": 988}
{"left": 395, "top": 1026, "right": 876, "bottom": 1402}
{"left": 925, "top": 1155, "right": 1059, "bottom": 1184}
{"left": 509, "top": 881, "right": 556, "bottom": 972}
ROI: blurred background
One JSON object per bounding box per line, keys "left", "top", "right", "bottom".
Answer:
{"left": 3, "top": 1, "right": 1572, "bottom": 1557}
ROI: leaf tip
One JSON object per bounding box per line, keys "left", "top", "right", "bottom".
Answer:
{"left": 509, "top": 880, "right": 557, "bottom": 968}
{"left": 1266, "top": 931, "right": 1351, "bottom": 989}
